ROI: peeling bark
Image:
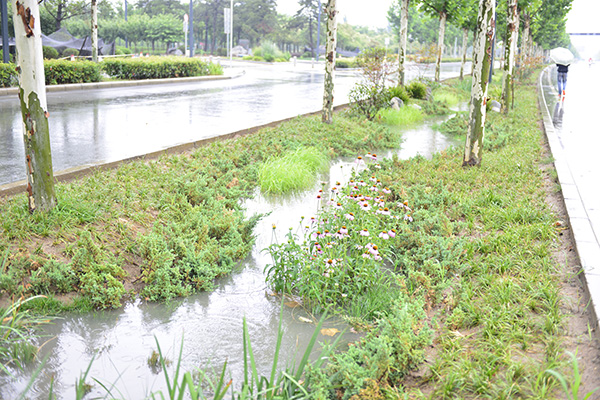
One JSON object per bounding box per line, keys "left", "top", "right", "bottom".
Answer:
{"left": 520, "top": 13, "right": 530, "bottom": 60}
{"left": 459, "top": 27, "right": 468, "bottom": 81}
{"left": 398, "top": 0, "right": 409, "bottom": 86}
{"left": 322, "top": 0, "right": 337, "bottom": 124}
{"left": 91, "top": 0, "right": 98, "bottom": 62}
{"left": 501, "top": 0, "right": 517, "bottom": 113}
{"left": 463, "top": 0, "right": 495, "bottom": 167}
{"left": 435, "top": 11, "right": 447, "bottom": 82}
{"left": 12, "top": 0, "right": 56, "bottom": 212}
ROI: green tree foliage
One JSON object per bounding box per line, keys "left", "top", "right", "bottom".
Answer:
{"left": 236, "top": 0, "right": 278, "bottom": 47}
{"left": 388, "top": 1, "right": 463, "bottom": 51}
{"left": 532, "top": 0, "right": 572, "bottom": 50}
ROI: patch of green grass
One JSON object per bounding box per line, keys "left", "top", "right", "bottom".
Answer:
{"left": 258, "top": 147, "right": 329, "bottom": 194}
{"left": 433, "top": 88, "right": 460, "bottom": 107}
{"left": 376, "top": 106, "right": 424, "bottom": 126}
{"left": 0, "top": 113, "right": 400, "bottom": 311}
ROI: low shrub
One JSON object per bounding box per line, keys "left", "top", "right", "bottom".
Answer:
{"left": 0, "top": 63, "right": 17, "bottom": 87}
{"left": 62, "top": 48, "right": 80, "bottom": 57}
{"left": 335, "top": 58, "right": 356, "bottom": 69}
{"left": 101, "top": 56, "right": 222, "bottom": 80}
{"left": 349, "top": 83, "right": 389, "bottom": 120}
{"left": 387, "top": 85, "right": 410, "bottom": 104}
{"left": 42, "top": 46, "right": 60, "bottom": 60}
{"left": 45, "top": 60, "right": 102, "bottom": 85}
{"left": 251, "top": 41, "right": 289, "bottom": 63}
{"left": 116, "top": 46, "right": 132, "bottom": 55}
{"left": 406, "top": 80, "right": 427, "bottom": 99}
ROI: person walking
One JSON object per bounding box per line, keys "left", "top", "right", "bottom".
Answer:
{"left": 557, "top": 63, "right": 569, "bottom": 99}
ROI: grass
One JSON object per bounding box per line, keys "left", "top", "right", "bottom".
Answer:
{"left": 376, "top": 106, "right": 424, "bottom": 126}
{"left": 3, "top": 67, "right": 595, "bottom": 399}
{"left": 0, "top": 114, "right": 401, "bottom": 311}
{"left": 258, "top": 147, "right": 329, "bottom": 194}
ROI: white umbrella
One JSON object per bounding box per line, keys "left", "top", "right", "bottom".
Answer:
{"left": 550, "top": 47, "right": 574, "bottom": 65}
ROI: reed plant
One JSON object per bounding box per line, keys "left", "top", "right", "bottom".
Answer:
{"left": 376, "top": 106, "right": 424, "bottom": 126}
{"left": 258, "top": 147, "right": 329, "bottom": 194}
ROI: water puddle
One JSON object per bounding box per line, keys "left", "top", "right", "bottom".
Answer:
{"left": 0, "top": 118, "right": 460, "bottom": 399}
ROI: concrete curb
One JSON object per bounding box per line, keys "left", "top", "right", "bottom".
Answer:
{"left": 0, "top": 104, "right": 349, "bottom": 198}
{"left": 538, "top": 66, "right": 600, "bottom": 329}
{"left": 0, "top": 70, "right": 245, "bottom": 97}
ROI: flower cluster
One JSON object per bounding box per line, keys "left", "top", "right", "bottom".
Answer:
{"left": 265, "top": 155, "right": 414, "bottom": 311}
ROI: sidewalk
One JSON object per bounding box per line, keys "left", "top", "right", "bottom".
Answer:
{"left": 538, "top": 63, "right": 600, "bottom": 329}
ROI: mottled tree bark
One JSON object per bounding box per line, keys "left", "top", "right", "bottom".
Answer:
{"left": 398, "top": 0, "right": 409, "bottom": 86}
{"left": 459, "top": 27, "right": 468, "bottom": 80}
{"left": 12, "top": 0, "right": 57, "bottom": 212}
{"left": 501, "top": 0, "right": 517, "bottom": 113}
{"left": 91, "top": 0, "right": 98, "bottom": 62}
{"left": 520, "top": 12, "right": 530, "bottom": 60}
{"left": 463, "top": 0, "right": 495, "bottom": 167}
{"left": 434, "top": 11, "right": 447, "bottom": 82}
{"left": 322, "top": 0, "right": 337, "bottom": 124}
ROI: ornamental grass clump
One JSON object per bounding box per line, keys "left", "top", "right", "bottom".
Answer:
{"left": 376, "top": 106, "right": 424, "bottom": 126}
{"left": 265, "top": 153, "right": 414, "bottom": 319}
{"left": 258, "top": 147, "right": 329, "bottom": 194}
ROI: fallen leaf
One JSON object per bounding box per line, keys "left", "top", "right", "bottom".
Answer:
{"left": 284, "top": 301, "right": 300, "bottom": 308}
{"left": 320, "top": 328, "right": 340, "bottom": 337}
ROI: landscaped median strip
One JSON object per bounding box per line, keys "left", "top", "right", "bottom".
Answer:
{"left": 0, "top": 69, "right": 598, "bottom": 398}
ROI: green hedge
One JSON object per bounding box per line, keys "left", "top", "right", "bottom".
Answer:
{"left": 45, "top": 60, "right": 102, "bottom": 85}
{"left": 0, "top": 63, "right": 18, "bottom": 87}
{"left": 100, "top": 56, "right": 223, "bottom": 80}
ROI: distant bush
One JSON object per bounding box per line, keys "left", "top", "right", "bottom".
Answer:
{"left": 42, "top": 46, "right": 60, "bottom": 60}
{"left": 100, "top": 56, "right": 223, "bottom": 80}
{"left": 45, "top": 60, "right": 102, "bottom": 85}
{"left": 335, "top": 58, "right": 356, "bottom": 69}
{"left": 252, "top": 41, "right": 289, "bottom": 63}
{"left": 406, "top": 81, "right": 427, "bottom": 99}
{"left": 62, "top": 48, "right": 80, "bottom": 57}
{"left": 0, "top": 63, "right": 17, "bottom": 87}
{"left": 116, "top": 46, "right": 132, "bottom": 55}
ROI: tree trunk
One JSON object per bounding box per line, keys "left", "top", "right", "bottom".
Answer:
{"left": 12, "top": 0, "right": 57, "bottom": 212}
{"left": 55, "top": 0, "right": 63, "bottom": 31}
{"left": 398, "top": 0, "right": 409, "bottom": 86}
{"left": 435, "top": 11, "right": 446, "bottom": 82}
{"left": 459, "top": 27, "right": 468, "bottom": 80}
{"left": 322, "top": 0, "right": 337, "bottom": 124}
{"left": 501, "top": 0, "right": 517, "bottom": 113}
{"left": 520, "top": 13, "right": 529, "bottom": 59}
{"left": 91, "top": 0, "right": 98, "bottom": 62}
{"left": 463, "top": 0, "right": 495, "bottom": 167}
{"left": 308, "top": 18, "right": 314, "bottom": 58}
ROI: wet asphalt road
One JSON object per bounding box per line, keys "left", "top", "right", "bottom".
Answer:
{"left": 0, "top": 60, "right": 471, "bottom": 186}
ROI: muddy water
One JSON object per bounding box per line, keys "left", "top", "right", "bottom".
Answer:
{"left": 0, "top": 118, "right": 460, "bottom": 399}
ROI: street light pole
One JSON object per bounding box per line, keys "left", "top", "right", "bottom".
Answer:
{"left": 124, "top": 0, "right": 128, "bottom": 48}
{"left": 1, "top": 0, "right": 9, "bottom": 63}
{"left": 229, "top": 0, "right": 233, "bottom": 66}
{"left": 316, "top": 0, "right": 321, "bottom": 62}
{"left": 189, "top": 0, "right": 194, "bottom": 57}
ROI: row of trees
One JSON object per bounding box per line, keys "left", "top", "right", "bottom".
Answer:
{"left": 388, "top": 0, "right": 573, "bottom": 85}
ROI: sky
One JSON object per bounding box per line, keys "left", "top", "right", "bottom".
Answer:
{"left": 565, "top": 0, "right": 600, "bottom": 58}
{"left": 276, "top": 0, "right": 394, "bottom": 29}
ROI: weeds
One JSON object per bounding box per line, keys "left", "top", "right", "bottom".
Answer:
{"left": 0, "top": 295, "right": 50, "bottom": 372}
{"left": 546, "top": 351, "right": 600, "bottom": 400}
